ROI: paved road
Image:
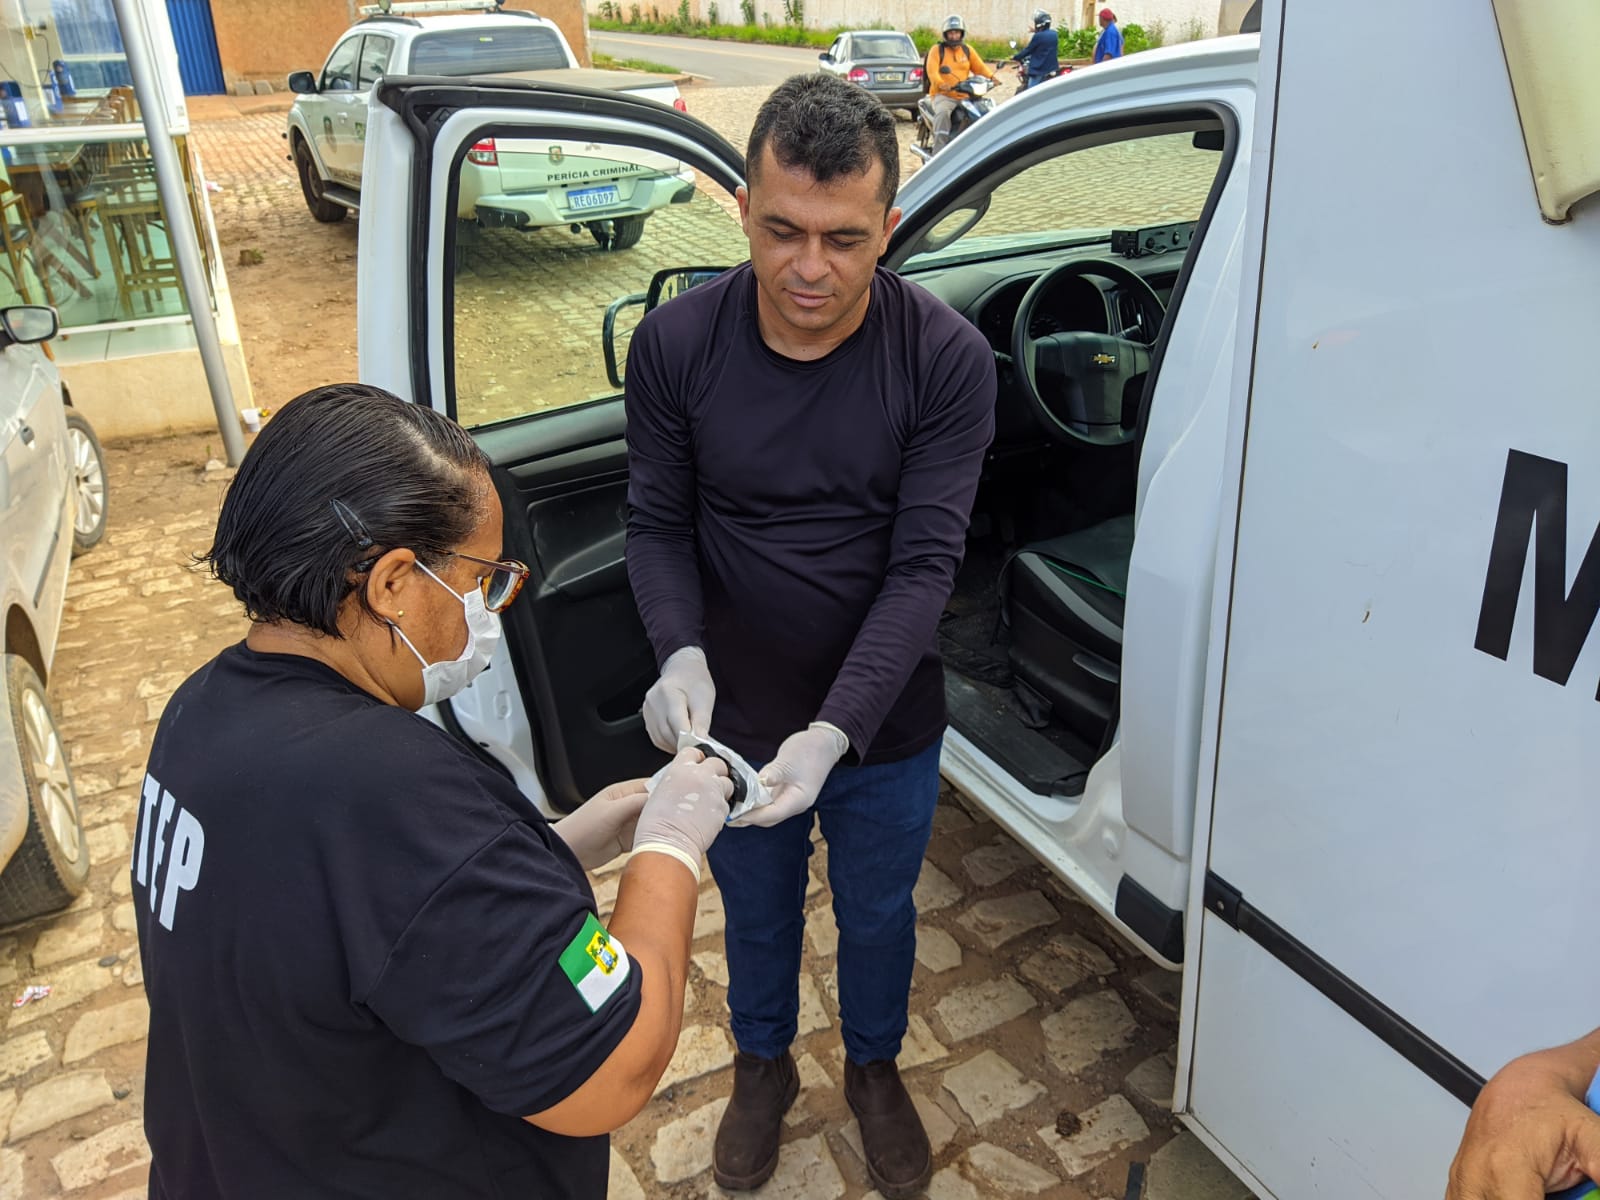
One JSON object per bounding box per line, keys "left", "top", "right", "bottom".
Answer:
{"left": 593, "top": 31, "right": 823, "bottom": 85}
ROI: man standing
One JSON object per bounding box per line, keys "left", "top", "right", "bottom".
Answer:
{"left": 625, "top": 74, "right": 995, "bottom": 1199}
{"left": 1093, "top": 6, "right": 1124, "bottom": 61}
{"left": 922, "top": 15, "right": 995, "bottom": 152}
{"left": 1011, "top": 9, "right": 1060, "bottom": 88}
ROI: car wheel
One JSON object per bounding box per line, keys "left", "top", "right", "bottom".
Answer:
{"left": 0, "top": 655, "right": 88, "bottom": 925}
{"left": 293, "top": 138, "right": 347, "bottom": 224}
{"left": 588, "top": 215, "right": 648, "bottom": 252}
{"left": 65, "top": 409, "right": 107, "bottom": 556}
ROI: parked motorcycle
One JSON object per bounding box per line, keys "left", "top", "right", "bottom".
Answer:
{"left": 912, "top": 75, "right": 996, "bottom": 161}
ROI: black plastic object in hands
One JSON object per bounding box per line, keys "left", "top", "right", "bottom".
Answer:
{"left": 693, "top": 744, "right": 747, "bottom": 811}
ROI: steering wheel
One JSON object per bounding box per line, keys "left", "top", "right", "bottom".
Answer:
{"left": 1010, "top": 258, "right": 1167, "bottom": 447}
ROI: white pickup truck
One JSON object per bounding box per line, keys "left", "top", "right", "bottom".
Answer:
{"left": 284, "top": 1, "right": 693, "bottom": 250}
{"left": 357, "top": 0, "right": 1600, "bottom": 1194}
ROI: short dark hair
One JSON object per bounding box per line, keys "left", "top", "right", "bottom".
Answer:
{"left": 200, "top": 384, "right": 491, "bottom": 637}
{"left": 747, "top": 73, "right": 899, "bottom": 208}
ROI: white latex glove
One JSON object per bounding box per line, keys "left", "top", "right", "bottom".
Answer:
{"left": 551, "top": 778, "right": 650, "bottom": 871}
{"left": 642, "top": 647, "right": 716, "bottom": 754}
{"left": 730, "top": 723, "right": 849, "bottom": 829}
{"left": 631, "top": 745, "right": 734, "bottom": 880}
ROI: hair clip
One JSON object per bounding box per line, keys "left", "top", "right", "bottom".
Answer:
{"left": 330, "top": 499, "right": 375, "bottom": 549}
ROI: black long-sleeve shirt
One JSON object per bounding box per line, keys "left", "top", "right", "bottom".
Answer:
{"left": 624, "top": 264, "right": 996, "bottom": 765}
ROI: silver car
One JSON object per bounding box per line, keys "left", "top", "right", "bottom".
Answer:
{"left": 0, "top": 305, "right": 108, "bottom": 924}
{"left": 818, "top": 30, "right": 926, "bottom": 117}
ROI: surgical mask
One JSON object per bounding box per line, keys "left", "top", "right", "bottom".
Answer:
{"left": 391, "top": 562, "right": 502, "bottom": 706}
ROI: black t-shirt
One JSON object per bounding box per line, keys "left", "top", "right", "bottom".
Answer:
{"left": 133, "top": 643, "right": 642, "bottom": 1199}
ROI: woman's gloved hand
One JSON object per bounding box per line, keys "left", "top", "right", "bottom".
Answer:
{"left": 551, "top": 778, "right": 651, "bottom": 871}
{"left": 731, "top": 723, "right": 848, "bottom": 828}
{"left": 630, "top": 746, "right": 734, "bottom": 881}
{"left": 641, "top": 647, "right": 716, "bottom": 754}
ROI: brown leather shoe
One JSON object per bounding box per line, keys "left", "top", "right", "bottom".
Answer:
{"left": 845, "top": 1058, "right": 932, "bottom": 1199}
{"left": 713, "top": 1050, "right": 800, "bottom": 1191}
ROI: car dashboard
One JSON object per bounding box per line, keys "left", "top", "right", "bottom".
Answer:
{"left": 904, "top": 241, "right": 1186, "bottom": 358}
{"left": 899, "top": 241, "right": 1188, "bottom": 443}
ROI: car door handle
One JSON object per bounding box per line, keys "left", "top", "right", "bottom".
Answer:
{"left": 18, "top": 423, "right": 34, "bottom": 447}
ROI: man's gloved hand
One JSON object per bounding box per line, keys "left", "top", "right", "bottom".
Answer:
{"left": 731, "top": 723, "right": 849, "bottom": 828}
{"left": 551, "top": 778, "right": 650, "bottom": 871}
{"left": 642, "top": 647, "right": 716, "bottom": 754}
{"left": 630, "top": 745, "right": 734, "bottom": 881}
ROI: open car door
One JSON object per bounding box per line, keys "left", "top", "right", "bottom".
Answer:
{"left": 358, "top": 77, "right": 748, "bottom": 813}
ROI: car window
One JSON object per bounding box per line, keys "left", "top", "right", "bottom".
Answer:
{"left": 833, "top": 37, "right": 848, "bottom": 59}
{"left": 358, "top": 36, "right": 393, "bottom": 89}
{"left": 410, "top": 27, "right": 568, "bottom": 74}
{"left": 321, "top": 37, "right": 360, "bottom": 92}
{"left": 448, "top": 134, "right": 748, "bottom": 428}
{"left": 853, "top": 34, "right": 915, "bottom": 59}
{"left": 903, "top": 127, "right": 1223, "bottom": 270}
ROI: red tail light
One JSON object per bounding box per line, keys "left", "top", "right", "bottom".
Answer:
{"left": 468, "top": 138, "right": 498, "bottom": 166}
{"left": 911, "top": 66, "right": 925, "bottom": 80}
{"left": 673, "top": 97, "right": 687, "bottom": 112}
{"left": 847, "top": 67, "right": 870, "bottom": 82}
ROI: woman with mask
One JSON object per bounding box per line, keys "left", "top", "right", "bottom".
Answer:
{"left": 133, "top": 384, "right": 733, "bottom": 1199}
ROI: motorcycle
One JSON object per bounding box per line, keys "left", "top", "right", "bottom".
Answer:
{"left": 1006, "top": 39, "right": 1073, "bottom": 91}
{"left": 912, "top": 74, "right": 997, "bottom": 161}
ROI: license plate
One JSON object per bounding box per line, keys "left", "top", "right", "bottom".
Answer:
{"left": 568, "top": 185, "right": 619, "bottom": 211}
{"left": 877, "top": 72, "right": 905, "bottom": 83}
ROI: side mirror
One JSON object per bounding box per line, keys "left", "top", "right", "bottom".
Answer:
{"left": 287, "top": 71, "right": 318, "bottom": 94}
{"left": 602, "top": 292, "right": 647, "bottom": 389}
{"left": 0, "top": 306, "right": 59, "bottom": 347}
{"left": 818, "top": 52, "right": 833, "bottom": 63}
{"left": 601, "top": 268, "right": 730, "bottom": 388}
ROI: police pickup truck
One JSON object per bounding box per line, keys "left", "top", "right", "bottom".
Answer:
{"left": 284, "top": 0, "right": 693, "bottom": 250}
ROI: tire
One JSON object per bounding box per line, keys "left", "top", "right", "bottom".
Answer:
{"left": 65, "top": 409, "right": 107, "bottom": 556}
{"left": 0, "top": 655, "right": 88, "bottom": 926}
{"left": 587, "top": 214, "right": 648, "bottom": 252}
{"left": 293, "top": 138, "right": 347, "bottom": 224}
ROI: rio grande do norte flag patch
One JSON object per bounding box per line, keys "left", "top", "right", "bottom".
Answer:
{"left": 560, "top": 912, "right": 630, "bottom": 1013}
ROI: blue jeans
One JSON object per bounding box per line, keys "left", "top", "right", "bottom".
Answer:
{"left": 705, "top": 738, "right": 942, "bottom": 1063}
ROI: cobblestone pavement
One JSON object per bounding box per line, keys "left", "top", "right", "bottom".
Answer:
{"left": 0, "top": 440, "right": 1249, "bottom": 1197}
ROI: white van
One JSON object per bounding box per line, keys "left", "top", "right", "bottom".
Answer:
{"left": 356, "top": 0, "right": 1600, "bottom": 1194}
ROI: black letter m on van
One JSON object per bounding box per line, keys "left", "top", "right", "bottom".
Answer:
{"left": 1475, "top": 450, "right": 1600, "bottom": 699}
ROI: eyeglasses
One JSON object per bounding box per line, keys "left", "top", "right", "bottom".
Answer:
{"left": 331, "top": 500, "right": 530, "bottom": 613}
{"left": 446, "top": 551, "right": 531, "bottom": 613}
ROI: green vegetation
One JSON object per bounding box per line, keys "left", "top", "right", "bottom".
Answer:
{"left": 589, "top": 9, "right": 1164, "bottom": 65}
{"left": 593, "top": 52, "right": 684, "bottom": 73}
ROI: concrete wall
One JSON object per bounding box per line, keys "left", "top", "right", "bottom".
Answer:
{"left": 208, "top": 0, "right": 592, "bottom": 92}
{"left": 65, "top": 339, "right": 255, "bottom": 442}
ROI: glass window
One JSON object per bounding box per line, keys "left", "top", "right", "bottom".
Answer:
{"left": 0, "top": 133, "right": 197, "bottom": 326}
{"left": 448, "top": 134, "right": 746, "bottom": 428}
{"left": 410, "top": 27, "right": 569, "bottom": 75}
{"left": 321, "top": 37, "right": 361, "bottom": 92}
{"left": 0, "top": 0, "right": 136, "bottom": 126}
{"left": 905, "top": 128, "right": 1223, "bottom": 270}
{"left": 358, "top": 36, "right": 393, "bottom": 90}
{"left": 853, "top": 34, "right": 916, "bottom": 59}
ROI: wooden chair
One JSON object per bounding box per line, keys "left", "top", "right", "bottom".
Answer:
{"left": 0, "top": 183, "right": 56, "bottom": 307}
{"left": 102, "top": 170, "right": 179, "bottom": 315}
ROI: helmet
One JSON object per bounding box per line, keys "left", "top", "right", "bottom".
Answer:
{"left": 942, "top": 14, "right": 966, "bottom": 35}
{"left": 1032, "top": 8, "right": 1051, "bottom": 27}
